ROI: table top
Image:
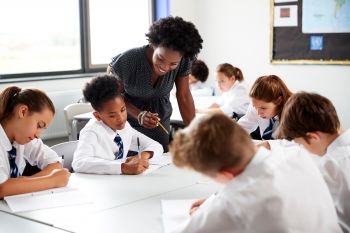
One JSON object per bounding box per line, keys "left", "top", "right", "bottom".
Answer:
{"left": 0, "top": 162, "right": 222, "bottom": 233}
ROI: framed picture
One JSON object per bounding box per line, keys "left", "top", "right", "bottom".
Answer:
{"left": 270, "top": 0, "right": 350, "bottom": 64}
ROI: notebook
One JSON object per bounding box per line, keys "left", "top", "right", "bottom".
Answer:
{"left": 4, "top": 187, "right": 91, "bottom": 212}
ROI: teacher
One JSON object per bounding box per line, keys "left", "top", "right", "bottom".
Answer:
{"left": 107, "top": 16, "right": 203, "bottom": 152}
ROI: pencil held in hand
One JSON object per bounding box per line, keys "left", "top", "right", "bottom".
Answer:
{"left": 157, "top": 121, "right": 169, "bottom": 135}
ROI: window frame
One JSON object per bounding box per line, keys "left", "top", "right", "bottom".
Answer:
{"left": 0, "top": 0, "right": 156, "bottom": 82}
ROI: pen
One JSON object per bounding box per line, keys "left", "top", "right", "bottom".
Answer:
{"left": 157, "top": 120, "right": 169, "bottom": 135}
{"left": 137, "top": 137, "right": 141, "bottom": 158}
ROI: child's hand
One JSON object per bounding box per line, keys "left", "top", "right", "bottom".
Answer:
{"left": 121, "top": 157, "right": 149, "bottom": 175}
{"left": 50, "top": 168, "right": 71, "bottom": 188}
{"left": 189, "top": 198, "right": 207, "bottom": 215}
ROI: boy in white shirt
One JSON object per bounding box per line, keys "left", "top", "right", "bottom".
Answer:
{"left": 188, "top": 59, "right": 212, "bottom": 96}
{"left": 169, "top": 112, "right": 342, "bottom": 233}
{"left": 72, "top": 75, "right": 163, "bottom": 175}
{"left": 278, "top": 92, "right": 350, "bottom": 232}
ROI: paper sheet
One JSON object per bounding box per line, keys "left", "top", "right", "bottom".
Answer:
{"left": 4, "top": 187, "right": 91, "bottom": 213}
{"left": 161, "top": 200, "right": 194, "bottom": 233}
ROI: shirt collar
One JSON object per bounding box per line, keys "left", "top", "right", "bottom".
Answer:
{"left": 0, "top": 124, "right": 13, "bottom": 151}
{"left": 327, "top": 128, "right": 350, "bottom": 153}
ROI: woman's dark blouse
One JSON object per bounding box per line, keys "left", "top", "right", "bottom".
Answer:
{"left": 109, "top": 45, "right": 193, "bottom": 151}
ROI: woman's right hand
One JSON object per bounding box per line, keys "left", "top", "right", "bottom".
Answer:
{"left": 139, "top": 111, "right": 160, "bottom": 128}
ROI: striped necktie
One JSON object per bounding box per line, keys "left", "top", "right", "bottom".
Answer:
{"left": 262, "top": 118, "right": 276, "bottom": 140}
{"left": 8, "top": 146, "right": 20, "bottom": 178}
{"left": 114, "top": 133, "right": 124, "bottom": 159}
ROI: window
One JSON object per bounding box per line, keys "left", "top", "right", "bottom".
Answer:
{"left": 0, "top": 0, "right": 154, "bottom": 79}
{"left": 88, "top": 0, "right": 152, "bottom": 68}
{"left": 0, "top": 0, "right": 81, "bottom": 75}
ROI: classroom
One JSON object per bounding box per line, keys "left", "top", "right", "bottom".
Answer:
{"left": 1, "top": 0, "right": 349, "bottom": 232}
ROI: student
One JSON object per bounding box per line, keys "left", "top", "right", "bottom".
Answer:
{"left": 188, "top": 59, "right": 212, "bottom": 96}
{"left": 238, "top": 75, "right": 292, "bottom": 140}
{"left": 0, "top": 86, "right": 70, "bottom": 198}
{"left": 169, "top": 113, "right": 342, "bottom": 233}
{"left": 196, "top": 63, "right": 249, "bottom": 118}
{"left": 278, "top": 92, "right": 350, "bottom": 232}
{"left": 72, "top": 75, "right": 163, "bottom": 175}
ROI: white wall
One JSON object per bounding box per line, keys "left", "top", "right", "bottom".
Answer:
{"left": 171, "top": 0, "right": 350, "bottom": 128}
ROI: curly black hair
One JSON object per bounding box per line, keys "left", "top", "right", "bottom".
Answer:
{"left": 191, "top": 59, "right": 209, "bottom": 82}
{"left": 146, "top": 16, "right": 203, "bottom": 59}
{"left": 83, "top": 75, "right": 123, "bottom": 111}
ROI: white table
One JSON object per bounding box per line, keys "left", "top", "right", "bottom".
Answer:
{"left": 0, "top": 211, "right": 68, "bottom": 233}
{"left": 0, "top": 163, "right": 223, "bottom": 233}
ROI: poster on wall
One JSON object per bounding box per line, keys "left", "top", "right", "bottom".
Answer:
{"left": 270, "top": 0, "right": 350, "bottom": 64}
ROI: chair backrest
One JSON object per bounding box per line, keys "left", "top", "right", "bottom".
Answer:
{"left": 64, "top": 103, "right": 93, "bottom": 140}
{"left": 51, "top": 141, "right": 78, "bottom": 171}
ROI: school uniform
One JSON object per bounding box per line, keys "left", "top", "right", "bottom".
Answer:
{"left": 0, "top": 124, "right": 60, "bottom": 183}
{"left": 238, "top": 103, "right": 279, "bottom": 139}
{"left": 216, "top": 81, "right": 249, "bottom": 116}
{"left": 173, "top": 147, "right": 342, "bottom": 233}
{"left": 72, "top": 118, "right": 163, "bottom": 174}
{"left": 318, "top": 129, "right": 350, "bottom": 232}
{"left": 189, "top": 82, "right": 213, "bottom": 96}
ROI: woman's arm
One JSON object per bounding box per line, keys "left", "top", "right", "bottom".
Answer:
{"left": 175, "top": 76, "right": 195, "bottom": 125}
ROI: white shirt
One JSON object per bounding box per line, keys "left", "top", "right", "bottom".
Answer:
{"left": 238, "top": 103, "right": 279, "bottom": 138}
{"left": 72, "top": 119, "right": 163, "bottom": 174}
{"left": 174, "top": 147, "right": 342, "bottom": 233}
{"left": 319, "top": 129, "right": 350, "bottom": 232}
{"left": 189, "top": 82, "right": 213, "bottom": 96}
{"left": 216, "top": 81, "right": 249, "bottom": 116}
{"left": 0, "top": 124, "right": 60, "bottom": 184}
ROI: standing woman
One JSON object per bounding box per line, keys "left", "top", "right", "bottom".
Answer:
{"left": 107, "top": 16, "right": 203, "bottom": 151}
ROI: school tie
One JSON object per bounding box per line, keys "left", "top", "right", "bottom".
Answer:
{"left": 114, "top": 133, "right": 124, "bottom": 160}
{"left": 262, "top": 118, "right": 276, "bottom": 140}
{"left": 8, "top": 146, "right": 20, "bottom": 178}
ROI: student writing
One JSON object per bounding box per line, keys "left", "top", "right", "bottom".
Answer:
{"left": 278, "top": 92, "right": 350, "bottom": 232}
{"left": 0, "top": 86, "right": 70, "bottom": 198}
{"left": 170, "top": 113, "right": 341, "bottom": 233}
{"left": 238, "top": 75, "right": 292, "bottom": 140}
{"left": 72, "top": 75, "right": 163, "bottom": 175}
{"left": 196, "top": 63, "right": 249, "bottom": 118}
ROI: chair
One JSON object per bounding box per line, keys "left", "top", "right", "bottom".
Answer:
{"left": 51, "top": 141, "right": 78, "bottom": 172}
{"left": 64, "top": 103, "right": 93, "bottom": 140}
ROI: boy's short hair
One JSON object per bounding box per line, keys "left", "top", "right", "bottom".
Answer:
{"left": 170, "top": 113, "right": 255, "bottom": 175}
{"left": 83, "top": 75, "right": 124, "bottom": 111}
{"left": 191, "top": 59, "right": 209, "bottom": 82}
{"left": 279, "top": 92, "right": 340, "bottom": 142}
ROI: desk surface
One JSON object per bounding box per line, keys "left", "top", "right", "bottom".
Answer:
{"left": 0, "top": 162, "right": 222, "bottom": 233}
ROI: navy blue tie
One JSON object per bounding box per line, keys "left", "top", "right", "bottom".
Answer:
{"left": 8, "top": 147, "right": 20, "bottom": 178}
{"left": 262, "top": 118, "right": 276, "bottom": 140}
{"left": 114, "top": 134, "right": 124, "bottom": 159}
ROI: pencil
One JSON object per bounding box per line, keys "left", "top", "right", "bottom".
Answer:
{"left": 157, "top": 121, "right": 169, "bottom": 135}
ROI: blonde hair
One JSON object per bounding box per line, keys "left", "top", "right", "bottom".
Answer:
{"left": 170, "top": 113, "right": 255, "bottom": 175}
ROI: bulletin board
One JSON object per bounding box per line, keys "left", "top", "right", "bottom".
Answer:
{"left": 270, "top": 0, "right": 350, "bottom": 64}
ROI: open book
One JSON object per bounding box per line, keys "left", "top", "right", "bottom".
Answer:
{"left": 4, "top": 187, "right": 91, "bottom": 213}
